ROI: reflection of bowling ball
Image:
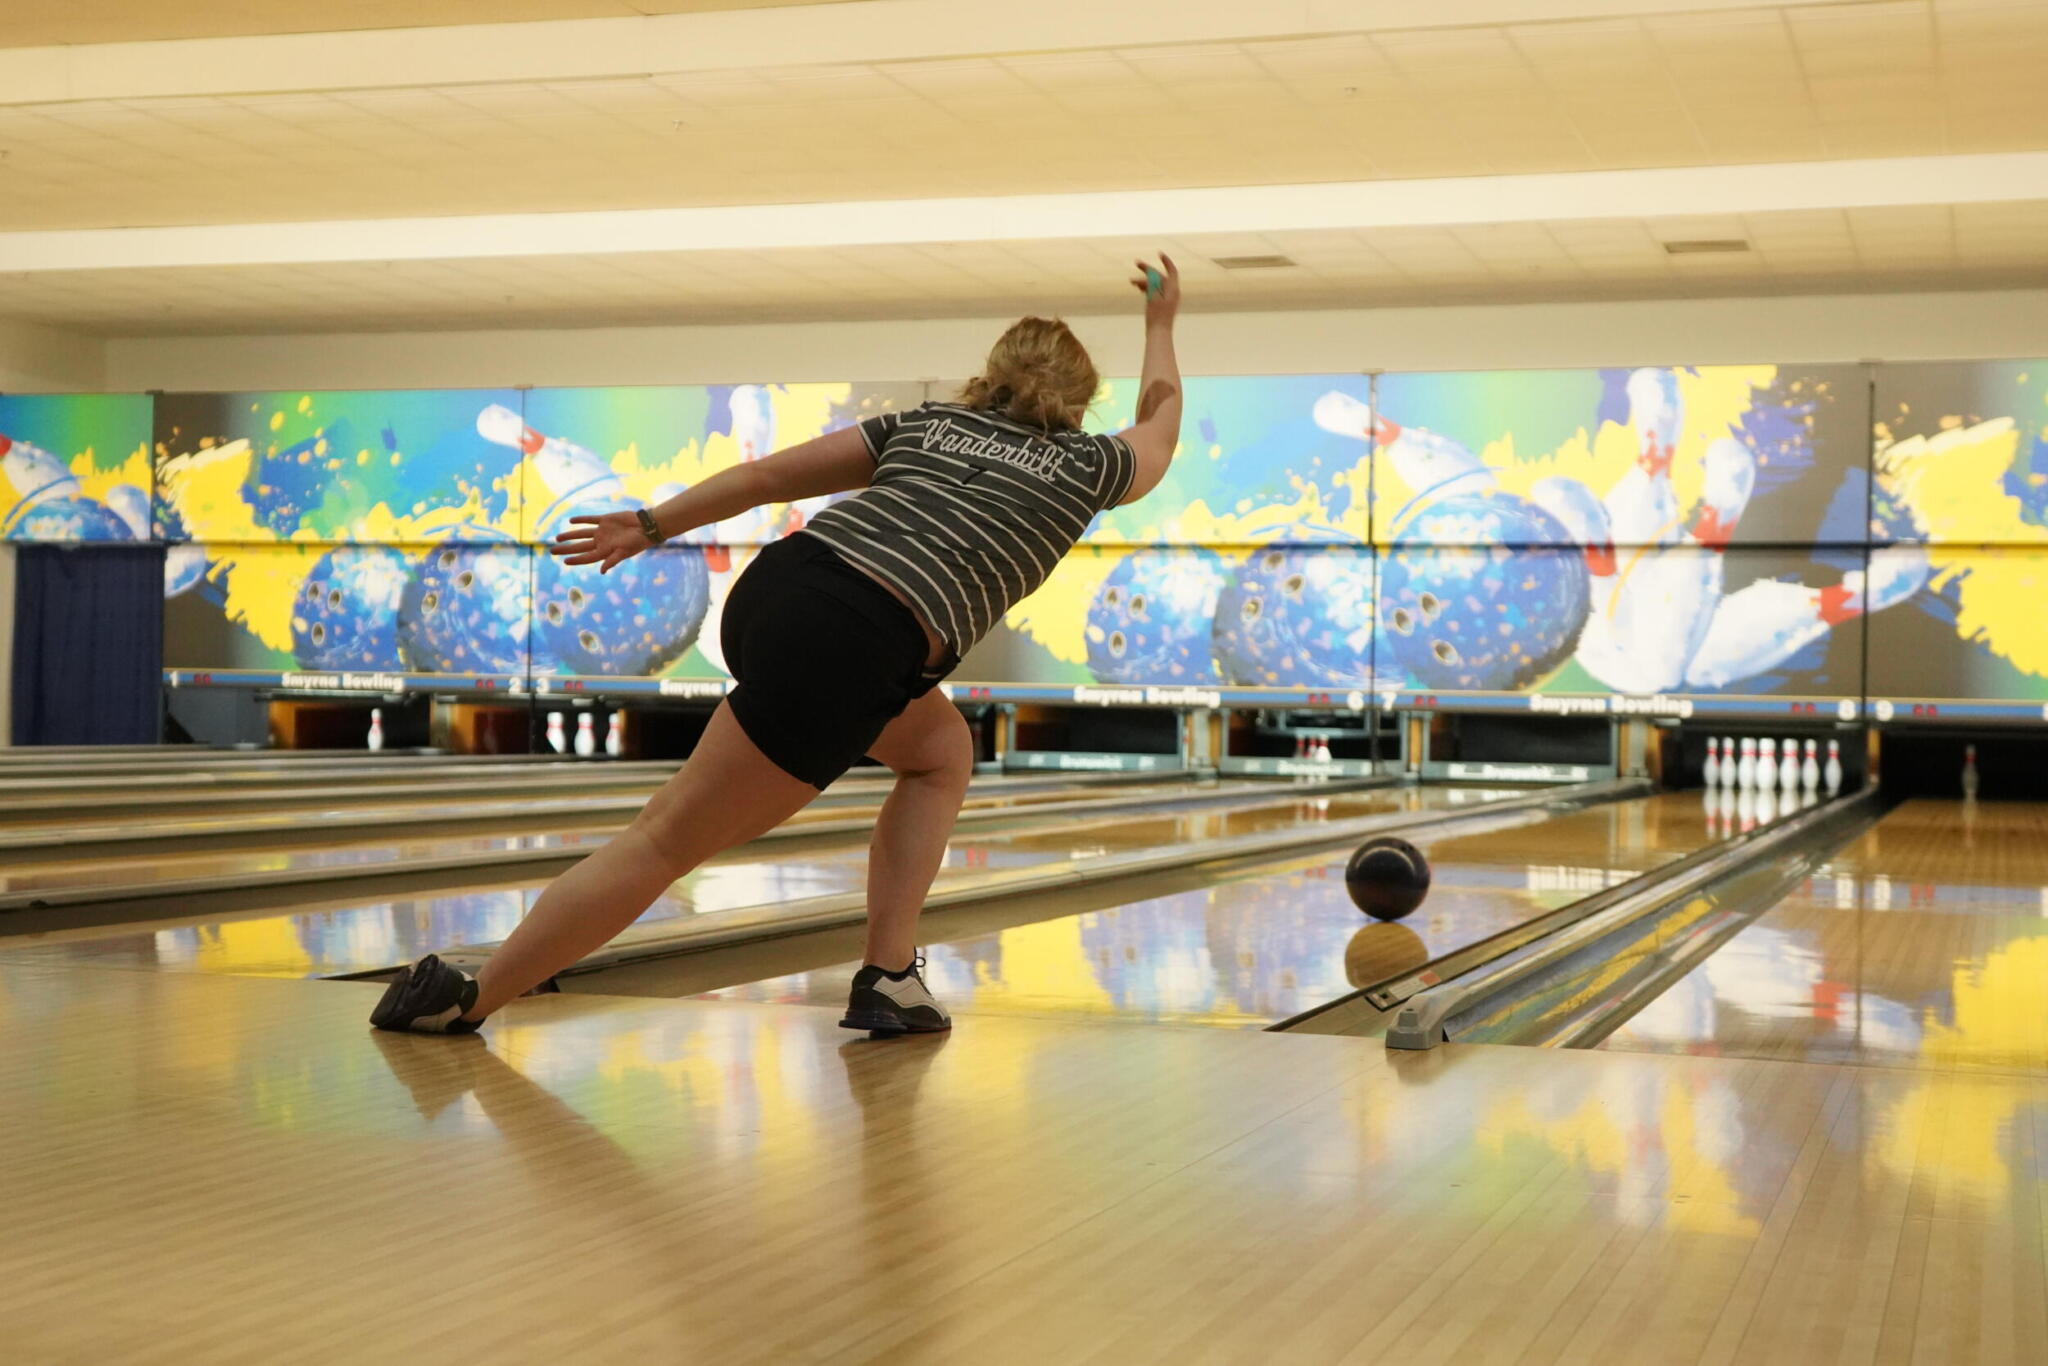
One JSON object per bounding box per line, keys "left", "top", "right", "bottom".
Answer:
{"left": 13, "top": 497, "right": 135, "bottom": 542}
{"left": 1212, "top": 544, "right": 1379, "bottom": 687}
{"left": 398, "top": 540, "right": 533, "bottom": 676}
{"left": 292, "top": 546, "right": 409, "bottom": 670}
{"left": 1345, "top": 836, "right": 1431, "bottom": 921}
{"left": 1380, "top": 495, "right": 1587, "bottom": 691}
{"left": 534, "top": 539, "right": 710, "bottom": 677}
{"left": 1343, "top": 922, "right": 1430, "bottom": 988}
{"left": 1085, "top": 549, "right": 1223, "bottom": 684}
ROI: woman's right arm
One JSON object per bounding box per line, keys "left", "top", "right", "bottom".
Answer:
{"left": 1115, "top": 254, "right": 1183, "bottom": 506}
{"left": 553, "top": 424, "right": 871, "bottom": 572}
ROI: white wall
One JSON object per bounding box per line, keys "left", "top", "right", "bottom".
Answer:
{"left": 0, "top": 317, "right": 105, "bottom": 392}
{"left": 103, "top": 287, "right": 2048, "bottom": 393}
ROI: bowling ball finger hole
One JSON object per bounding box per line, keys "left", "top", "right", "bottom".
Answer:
{"left": 326, "top": 589, "right": 342, "bottom": 610}
{"left": 420, "top": 592, "right": 440, "bottom": 614}
{"left": 545, "top": 603, "right": 564, "bottom": 625}
{"left": 438, "top": 550, "right": 458, "bottom": 569}
{"left": 1432, "top": 640, "right": 1461, "bottom": 665}
{"left": 456, "top": 571, "right": 475, "bottom": 590}
{"left": 1130, "top": 594, "right": 1146, "bottom": 617}
{"left": 1109, "top": 631, "right": 1127, "bottom": 657}
{"left": 310, "top": 623, "right": 326, "bottom": 645}
{"left": 1388, "top": 608, "right": 1414, "bottom": 635}
{"left": 1261, "top": 551, "right": 1285, "bottom": 571}
{"left": 1418, "top": 591, "right": 1442, "bottom": 620}
{"left": 1282, "top": 573, "right": 1305, "bottom": 600}
{"left": 1240, "top": 599, "right": 1262, "bottom": 623}
{"left": 1104, "top": 587, "right": 1122, "bottom": 607}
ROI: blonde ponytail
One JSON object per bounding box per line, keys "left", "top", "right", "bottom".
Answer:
{"left": 958, "top": 317, "right": 1099, "bottom": 430}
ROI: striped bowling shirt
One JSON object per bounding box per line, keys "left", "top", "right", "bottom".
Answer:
{"left": 798, "top": 401, "right": 1138, "bottom": 659}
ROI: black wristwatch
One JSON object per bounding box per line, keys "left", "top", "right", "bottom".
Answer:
{"left": 635, "top": 508, "right": 663, "bottom": 544}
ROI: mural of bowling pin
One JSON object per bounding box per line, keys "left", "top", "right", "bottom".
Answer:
{"left": 477, "top": 404, "right": 626, "bottom": 534}
{"left": 1604, "top": 368, "right": 1683, "bottom": 547}
{"left": 1313, "top": 392, "right": 1496, "bottom": 520}
{"left": 1684, "top": 545, "right": 1930, "bottom": 691}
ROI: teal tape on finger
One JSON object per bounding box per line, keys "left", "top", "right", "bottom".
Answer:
{"left": 1144, "top": 266, "right": 1164, "bottom": 298}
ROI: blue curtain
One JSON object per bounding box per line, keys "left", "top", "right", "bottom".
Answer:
{"left": 10, "top": 544, "right": 165, "bottom": 745}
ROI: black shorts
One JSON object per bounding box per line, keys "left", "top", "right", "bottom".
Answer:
{"left": 720, "top": 533, "right": 944, "bottom": 789}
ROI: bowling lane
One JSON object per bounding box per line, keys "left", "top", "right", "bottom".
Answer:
{"left": 0, "top": 776, "right": 1217, "bottom": 896}
{"left": 1601, "top": 799, "right": 2048, "bottom": 1074}
{"left": 0, "top": 764, "right": 1146, "bottom": 832}
{"left": 0, "top": 784, "right": 1442, "bottom": 980}
{"left": 592, "top": 791, "right": 1717, "bottom": 1028}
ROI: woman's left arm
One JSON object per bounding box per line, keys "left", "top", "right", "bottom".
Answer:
{"left": 553, "top": 425, "right": 873, "bottom": 571}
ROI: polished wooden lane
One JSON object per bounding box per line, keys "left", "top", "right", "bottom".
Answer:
{"left": 2, "top": 962, "right": 2040, "bottom": 1364}
{"left": 0, "top": 788, "right": 1433, "bottom": 980}
{"left": 1603, "top": 800, "right": 2048, "bottom": 1074}
{"left": 658, "top": 792, "right": 1717, "bottom": 1027}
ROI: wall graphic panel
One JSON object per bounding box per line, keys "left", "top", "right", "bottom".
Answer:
{"left": 155, "top": 389, "right": 524, "bottom": 547}
{"left": 0, "top": 394, "right": 153, "bottom": 543}
{"left": 1371, "top": 366, "right": 1870, "bottom": 549}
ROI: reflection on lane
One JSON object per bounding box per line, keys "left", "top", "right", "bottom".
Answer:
{"left": 4, "top": 784, "right": 1437, "bottom": 980}
{"left": 0, "top": 778, "right": 1212, "bottom": 894}
{"left": 1604, "top": 798, "right": 2048, "bottom": 1072}
{"left": 688, "top": 793, "right": 1715, "bottom": 1028}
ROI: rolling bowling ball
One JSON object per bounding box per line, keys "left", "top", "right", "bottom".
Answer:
{"left": 1345, "top": 836, "right": 1431, "bottom": 921}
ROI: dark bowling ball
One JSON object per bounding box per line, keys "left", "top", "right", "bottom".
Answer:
{"left": 1345, "top": 836, "right": 1431, "bottom": 921}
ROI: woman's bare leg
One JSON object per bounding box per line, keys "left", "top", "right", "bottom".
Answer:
{"left": 859, "top": 691, "right": 975, "bottom": 970}
{"left": 467, "top": 703, "right": 817, "bottom": 1017}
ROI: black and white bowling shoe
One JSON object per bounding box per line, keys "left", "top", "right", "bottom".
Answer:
{"left": 840, "top": 956, "right": 952, "bottom": 1036}
{"left": 369, "top": 954, "right": 483, "bottom": 1035}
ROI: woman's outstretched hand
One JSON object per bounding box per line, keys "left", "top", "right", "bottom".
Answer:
{"left": 550, "top": 511, "right": 649, "bottom": 574}
{"left": 1131, "top": 254, "right": 1180, "bottom": 327}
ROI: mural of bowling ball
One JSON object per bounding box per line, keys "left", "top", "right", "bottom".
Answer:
{"left": 292, "top": 546, "right": 409, "bottom": 671}
{"left": 397, "top": 539, "right": 534, "bottom": 676}
{"left": 1380, "top": 495, "right": 1588, "bottom": 691}
{"left": 1084, "top": 549, "right": 1224, "bottom": 684}
{"left": 1212, "top": 543, "right": 1378, "bottom": 687}
{"left": 534, "top": 541, "right": 711, "bottom": 677}
{"left": 12, "top": 497, "right": 135, "bottom": 542}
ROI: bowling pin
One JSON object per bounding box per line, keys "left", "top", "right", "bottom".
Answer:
{"left": 1779, "top": 739, "right": 1800, "bottom": 794}
{"left": 574, "top": 713, "right": 597, "bottom": 757}
{"left": 1824, "top": 739, "right": 1843, "bottom": 795}
{"left": 545, "top": 711, "right": 567, "bottom": 754}
{"left": 1293, "top": 736, "right": 1307, "bottom": 762}
{"left": 1962, "top": 743, "right": 1980, "bottom": 799}
{"left": 1604, "top": 368, "right": 1684, "bottom": 547}
{"left": 1736, "top": 737, "right": 1756, "bottom": 791}
{"left": 1684, "top": 546, "right": 1931, "bottom": 691}
{"left": 1703, "top": 736, "right": 1720, "bottom": 788}
{"left": 367, "top": 707, "right": 384, "bottom": 753}
{"left": 603, "top": 711, "right": 623, "bottom": 758}
{"left": 1758, "top": 739, "right": 1776, "bottom": 791}
{"left": 1801, "top": 738, "right": 1820, "bottom": 792}
{"left": 1315, "top": 737, "right": 1333, "bottom": 765}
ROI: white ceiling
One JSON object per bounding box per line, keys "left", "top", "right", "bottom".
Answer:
{"left": 3, "top": 0, "right": 2047, "bottom": 335}
{"left": 0, "top": 0, "right": 864, "bottom": 49}
{"left": 7, "top": 6, "right": 2047, "bottom": 233}
{"left": 11, "top": 202, "right": 2047, "bottom": 336}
